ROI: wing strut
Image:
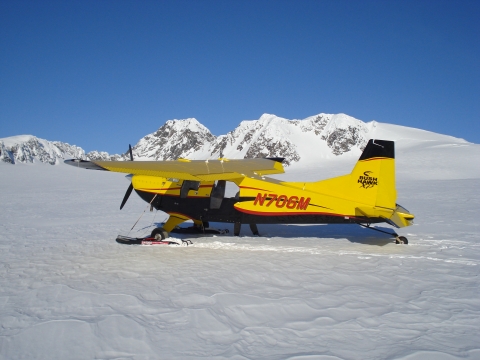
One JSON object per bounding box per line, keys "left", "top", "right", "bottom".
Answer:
{"left": 210, "top": 180, "right": 226, "bottom": 209}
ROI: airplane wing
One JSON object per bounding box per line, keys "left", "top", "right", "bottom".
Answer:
{"left": 64, "top": 158, "right": 285, "bottom": 181}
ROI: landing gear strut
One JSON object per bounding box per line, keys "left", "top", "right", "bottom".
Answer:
{"left": 234, "top": 222, "right": 241, "bottom": 236}
{"left": 233, "top": 222, "right": 260, "bottom": 236}
{"left": 249, "top": 223, "right": 260, "bottom": 236}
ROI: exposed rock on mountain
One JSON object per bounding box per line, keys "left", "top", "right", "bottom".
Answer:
{"left": 320, "top": 114, "right": 369, "bottom": 155}
{"left": 132, "top": 118, "right": 216, "bottom": 160}
{"left": 86, "top": 150, "right": 125, "bottom": 161}
{"left": 296, "top": 114, "right": 330, "bottom": 134}
{"left": 209, "top": 114, "right": 302, "bottom": 165}
{"left": 0, "top": 141, "right": 15, "bottom": 164}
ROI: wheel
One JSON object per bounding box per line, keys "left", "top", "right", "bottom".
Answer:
{"left": 151, "top": 227, "right": 168, "bottom": 240}
{"left": 396, "top": 236, "right": 408, "bottom": 244}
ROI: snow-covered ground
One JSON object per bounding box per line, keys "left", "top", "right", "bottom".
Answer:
{"left": 1, "top": 140, "right": 480, "bottom": 359}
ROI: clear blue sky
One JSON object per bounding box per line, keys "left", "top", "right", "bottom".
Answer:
{"left": 1, "top": 0, "right": 479, "bottom": 153}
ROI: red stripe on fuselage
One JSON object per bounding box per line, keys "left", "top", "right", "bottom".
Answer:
{"left": 234, "top": 207, "right": 362, "bottom": 220}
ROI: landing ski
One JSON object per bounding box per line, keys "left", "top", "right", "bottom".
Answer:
{"left": 116, "top": 235, "right": 193, "bottom": 246}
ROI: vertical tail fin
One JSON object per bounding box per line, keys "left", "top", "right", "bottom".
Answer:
{"left": 350, "top": 139, "right": 396, "bottom": 209}
{"left": 352, "top": 140, "right": 414, "bottom": 227}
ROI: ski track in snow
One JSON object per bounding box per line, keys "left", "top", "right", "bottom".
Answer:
{"left": 1, "top": 163, "right": 480, "bottom": 360}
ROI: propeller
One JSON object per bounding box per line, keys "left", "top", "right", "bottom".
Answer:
{"left": 128, "top": 144, "right": 133, "bottom": 161}
{"left": 120, "top": 183, "right": 134, "bottom": 210}
{"left": 120, "top": 144, "right": 134, "bottom": 210}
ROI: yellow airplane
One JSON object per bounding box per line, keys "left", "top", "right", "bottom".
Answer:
{"left": 65, "top": 139, "right": 414, "bottom": 244}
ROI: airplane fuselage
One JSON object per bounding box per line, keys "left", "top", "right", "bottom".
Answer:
{"left": 135, "top": 188, "right": 384, "bottom": 226}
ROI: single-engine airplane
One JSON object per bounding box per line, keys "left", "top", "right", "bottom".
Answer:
{"left": 65, "top": 139, "right": 414, "bottom": 244}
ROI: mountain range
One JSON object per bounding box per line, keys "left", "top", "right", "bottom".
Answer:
{"left": 0, "top": 113, "right": 469, "bottom": 166}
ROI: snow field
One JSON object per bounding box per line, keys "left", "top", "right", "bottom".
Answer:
{"left": 1, "top": 147, "right": 480, "bottom": 359}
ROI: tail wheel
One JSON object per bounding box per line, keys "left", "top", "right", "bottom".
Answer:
{"left": 151, "top": 228, "right": 169, "bottom": 240}
{"left": 395, "top": 236, "right": 408, "bottom": 245}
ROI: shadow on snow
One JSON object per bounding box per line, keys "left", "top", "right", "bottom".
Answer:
{"left": 152, "top": 222, "right": 396, "bottom": 247}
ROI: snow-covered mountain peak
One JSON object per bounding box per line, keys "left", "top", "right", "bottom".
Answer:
{"left": 3, "top": 112, "right": 472, "bottom": 166}
{"left": 163, "top": 118, "right": 210, "bottom": 133}
{"left": 131, "top": 117, "right": 216, "bottom": 160}
{"left": 1, "top": 134, "right": 37, "bottom": 146}
{"left": 257, "top": 113, "right": 284, "bottom": 123}
{"left": 328, "top": 113, "right": 364, "bottom": 126}
{"left": 0, "top": 135, "right": 86, "bottom": 164}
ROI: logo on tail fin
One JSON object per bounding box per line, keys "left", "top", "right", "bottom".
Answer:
{"left": 358, "top": 171, "right": 378, "bottom": 189}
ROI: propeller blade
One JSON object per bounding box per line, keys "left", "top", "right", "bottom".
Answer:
{"left": 128, "top": 144, "right": 133, "bottom": 161}
{"left": 120, "top": 183, "right": 134, "bottom": 210}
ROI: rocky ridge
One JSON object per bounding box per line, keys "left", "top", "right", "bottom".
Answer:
{"left": 0, "top": 113, "right": 396, "bottom": 166}
{"left": 0, "top": 135, "right": 87, "bottom": 165}
{"left": 127, "top": 113, "right": 370, "bottom": 165}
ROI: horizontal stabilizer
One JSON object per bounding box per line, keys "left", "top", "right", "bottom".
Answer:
{"left": 387, "top": 204, "right": 415, "bottom": 228}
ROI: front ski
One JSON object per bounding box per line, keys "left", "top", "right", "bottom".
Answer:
{"left": 116, "top": 235, "right": 192, "bottom": 246}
